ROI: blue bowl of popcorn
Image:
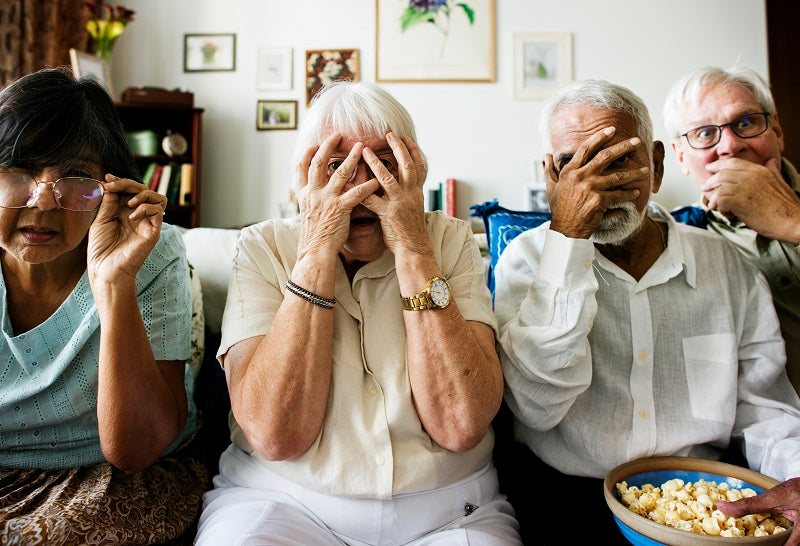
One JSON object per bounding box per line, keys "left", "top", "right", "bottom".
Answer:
{"left": 603, "top": 456, "right": 791, "bottom": 545}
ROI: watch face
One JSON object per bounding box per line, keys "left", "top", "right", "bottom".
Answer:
{"left": 429, "top": 278, "right": 450, "bottom": 308}
{"left": 162, "top": 133, "right": 188, "bottom": 157}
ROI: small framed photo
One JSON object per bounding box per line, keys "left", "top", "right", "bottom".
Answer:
{"left": 525, "top": 185, "right": 550, "bottom": 212}
{"left": 305, "top": 49, "right": 360, "bottom": 106}
{"left": 69, "top": 48, "right": 113, "bottom": 97}
{"left": 513, "top": 33, "right": 572, "bottom": 100}
{"left": 256, "top": 100, "right": 297, "bottom": 130}
{"left": 184, "top": 33, "right": 236, "bottom": 72}
{"left": 257, "top": 47, "right": 293, "bottom": 90}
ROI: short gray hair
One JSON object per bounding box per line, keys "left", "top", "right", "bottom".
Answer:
{"left": 539, "top": 79, "right": 654, "bottom": 160}
{"left": 291, "top": 80, "right": 424, "bottom": 172}
{"left": 662, "top": 66, "right": 775, "bottom": 139}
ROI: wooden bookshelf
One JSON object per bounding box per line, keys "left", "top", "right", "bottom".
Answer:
{"left": 114, "top": 102, "right": 204, "bottom": 228}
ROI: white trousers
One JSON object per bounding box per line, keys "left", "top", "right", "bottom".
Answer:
{"left": 194, "top": 445, "right": 521, "bottom": 546}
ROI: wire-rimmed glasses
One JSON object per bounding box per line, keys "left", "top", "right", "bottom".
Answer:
{"left": 0, "top": 169, "right": 104, "bottom": 211}
{"left": 680, "top": 112, "right": 771, "bottom": 150}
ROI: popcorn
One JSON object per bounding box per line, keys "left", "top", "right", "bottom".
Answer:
{"left": 616, "top": 479, "right": 790, "bottom": 536}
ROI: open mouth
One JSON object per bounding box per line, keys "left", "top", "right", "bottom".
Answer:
{"left": 350, "top": 216, "right": 378, "bottom": 227}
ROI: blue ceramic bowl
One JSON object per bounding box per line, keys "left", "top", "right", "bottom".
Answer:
{"left": 603, "top": 456, "right": 790, "bottom": 545}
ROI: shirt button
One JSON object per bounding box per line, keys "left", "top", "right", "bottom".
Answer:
{"left": 638, "top": 350, "right": 647, "bottom": 361}
{"left": 588, "top": 318, "right": 594, "bottom": 329}
{"left": 584, "top": 260, "right": 592, "bottom": 270}
{"left": 368, "top": 386, "right": 378, "bottom": 396}
{"left": 638, "top": 409, "right": 648, "bottom": 419}
{"left": 375, "top": 454, "right": 385, "bottom": 466}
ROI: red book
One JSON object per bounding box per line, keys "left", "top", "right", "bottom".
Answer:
{"left": 445, "top": 178, "right": 456, "bottom": 217}
{"left": 149, "top": 165, "right": 164, "bottom": 191}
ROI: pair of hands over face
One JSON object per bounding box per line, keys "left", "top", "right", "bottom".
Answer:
{"left": 87, "top": 175, "right": 167, "bottom": 285}
{"left": 294, "top": 132, "right": 430, "bottom": 260}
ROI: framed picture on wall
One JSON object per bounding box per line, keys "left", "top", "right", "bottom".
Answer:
{"left": 256, "top": 100, "right": 297, "bottom": 130}
{"left": 305, "top": 49, "right": 360, "bottom": 106}
{"left": 184, "top": 33, "right": 236, "bottom": 72}
{"left": 257, "top": 47, "right": 293, "bottom": 90}
{"left": 525, "top": 185, "right": 550, "bottom": 212}
{"left": 513, "top": 33, "right": 572, "bottom": 99}
{"left": 69, "top": 48, "right": 113, "bottom": 97}
{"left": 376, "top": 0, "right": 495, "bottom": 82}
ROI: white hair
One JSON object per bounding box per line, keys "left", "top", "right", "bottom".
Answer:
{"left": 291, "top": 80, "right": 425, "bottom": 176}
{"left": 539, "top": 79, "right": 654, "bottom": 160}
{"left": 662, "top": 66, "right": 775, "bottom": 139}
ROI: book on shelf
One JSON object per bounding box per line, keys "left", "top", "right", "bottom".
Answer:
{"left": 156, "top": 163, "right": 173, "bottom": 197}
{"left": 166, "top": 162, "right": 182, "bottom": 204}
{"left": 445, "top": 178, "right": 456, "bottom": 217}
{"left": 141, "top": 162, "right": 157, "bottom": 188}
{"left": 427, "top": 187, "right": 440, "bottom": 212}
{"left": 148, "top": 164, "right": 164, "bottom": 192}
{"left": 178, "top": 163, "right": 193, "bottom": 205}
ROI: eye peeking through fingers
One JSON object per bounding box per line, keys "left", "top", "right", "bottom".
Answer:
{"left": 610, "top": 153, "right": 634, "bottom": 168}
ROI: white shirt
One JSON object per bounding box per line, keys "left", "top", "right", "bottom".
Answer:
{"left": 494, "top": 202, "right": 800, "bottom": 482}
{"left": 218, "top": 211, "right": 497, "bottom": 498}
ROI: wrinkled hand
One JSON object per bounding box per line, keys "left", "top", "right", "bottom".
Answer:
{"left": 87, "top": 175, "right": 166, "bottom": 285}
{"left": 361, "top": 132, "right": 430, "bottom": 257}
{"left": 703, "top": 157, "right": 800, "bottom": 243}
{"left": 717, "top": 477, "right": 800, "bottom": 545}
{"left": 544, "top": 126, "right": 645, "bottom": 239}
{"left": 295, "top": 133, "right": 380, "bottom": 260}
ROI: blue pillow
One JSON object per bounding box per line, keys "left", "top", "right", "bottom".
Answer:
{"left": 470, "top": 201, "right": 709, "bottom": 295}
{"left": 469, "top": 200, "right": 551, "bottom": 295}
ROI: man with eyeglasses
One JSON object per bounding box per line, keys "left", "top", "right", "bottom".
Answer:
{"left": 664, "top": 66, "right": 800, "bottom": 397}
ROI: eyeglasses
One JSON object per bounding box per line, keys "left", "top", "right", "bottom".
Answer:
{"left": 0, "top": 169, "right": 104, "bottom": 211}
{"left": 680, "top": 112, "right": 771, "bottom": 150}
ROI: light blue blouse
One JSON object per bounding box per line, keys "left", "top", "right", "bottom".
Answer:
{"left": 0, "top": 223, "right": 196, "bottom": 470}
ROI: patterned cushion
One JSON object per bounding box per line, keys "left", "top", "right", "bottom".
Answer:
{"left": 469, "top": 200, "right": 551, "bottom": 295}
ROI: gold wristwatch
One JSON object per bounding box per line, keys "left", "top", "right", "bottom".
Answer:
{"left": 401, "top": 276, "right": 451, "bottom": 310}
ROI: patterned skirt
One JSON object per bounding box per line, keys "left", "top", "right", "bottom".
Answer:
{"left": 0, "top": 433, "right": 209, "bottom": 546}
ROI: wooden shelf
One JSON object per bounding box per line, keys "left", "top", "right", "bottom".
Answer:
{"left": 115, "top": 102, "right": 204, "bottom": 228}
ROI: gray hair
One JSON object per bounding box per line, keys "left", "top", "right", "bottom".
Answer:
{"left": 662, "top": 66, "right": 775, "bottom": 139}
{"left": 291, "top": 80, "right": 424, "bottom": 175}
{"left": 539, "top": 79, "right": 654, "bottom": 160}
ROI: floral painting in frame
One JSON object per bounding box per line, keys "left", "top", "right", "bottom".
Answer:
{"left": 305, "top": 49, "right": 360, "bottom": 106}
{"left": 376, "top": 0, "right": 495, "bottom": 82}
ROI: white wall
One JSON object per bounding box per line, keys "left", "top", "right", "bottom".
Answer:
{"left": 110, "top": 0, "right": 768, "bottom": 228}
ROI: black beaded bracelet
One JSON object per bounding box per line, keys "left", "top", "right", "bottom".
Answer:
{"left": 286, "top": 279, "right": 336, "bottom": 309}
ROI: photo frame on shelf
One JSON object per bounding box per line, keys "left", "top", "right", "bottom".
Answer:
{"left": 256, "top": 100, "right": 297, "bottom": 130}
{"left": 524, "top": 185, "right": 550, "bottom": 212}
{"left": 184, "top": 33, "right": 236, "bottom": 72}
{"left": 257, "top": 47, "right": 293, "bottom": 90}
{"left": 376, "top": 0, "right": 495, "bottom": 82}
{"left": 69, "top": 48, "right": 113, "bottom": 97}
{"left": 305, "top": 49, "right": 360, "bottom": 106}
{"left": 513, "top": 32, "right": 573, "bottom": 100}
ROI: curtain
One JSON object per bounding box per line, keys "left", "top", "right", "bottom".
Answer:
{"left": 0, "top": 0, "right": 90, "bottom": 86}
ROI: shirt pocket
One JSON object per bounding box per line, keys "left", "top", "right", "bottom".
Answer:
{"left": 683, "top": 333, "right": 737, "bottom": 426}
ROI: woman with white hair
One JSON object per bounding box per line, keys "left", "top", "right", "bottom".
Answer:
{"left": 195, "top": 80, "right": 521, "bottom": 545}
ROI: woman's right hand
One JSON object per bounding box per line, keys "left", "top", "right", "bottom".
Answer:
{"left": 294, "top": 133, "right": 379, "bottom": 261}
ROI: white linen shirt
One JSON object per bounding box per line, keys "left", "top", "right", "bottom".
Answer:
{"left": 495, "top": 202, "right": 800, "bottom": 482}
{"left": 217, "top": 211, "right": 497, "bottom": 498}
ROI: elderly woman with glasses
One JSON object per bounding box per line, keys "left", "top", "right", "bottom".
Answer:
{"left": 0, "top": 68, "right": 206, "bottom": 544}
{"left": 194, "top": 80, "right": 521, "bottom": 545}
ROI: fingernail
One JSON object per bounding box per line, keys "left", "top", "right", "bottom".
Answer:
{"left": 630, "top": 137, "right": 641, "bottom": 146}
{"left": 603, "top": 127, "right": 615, "bottom": 135}
{"left": 640, "top": 167, "right": 649, "bottom": 174}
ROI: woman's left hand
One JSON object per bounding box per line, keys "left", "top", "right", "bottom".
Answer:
{"left": 87, "top": 175, "right": 167, "bottom": 284}
{"left": 361, "top": 132, "right": 430, "bottom": 257}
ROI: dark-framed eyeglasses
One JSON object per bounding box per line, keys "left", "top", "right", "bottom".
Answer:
{"left": 0, "top": 169, "right": 104, "bottom": 211}
{"left": 680, "top": 112, "right": 771, "bottom": 150}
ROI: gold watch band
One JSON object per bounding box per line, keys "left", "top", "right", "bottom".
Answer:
{"left": 401, "top": 293, "right": 434, "bottom": 310}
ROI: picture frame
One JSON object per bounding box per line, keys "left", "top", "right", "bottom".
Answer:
{"left": 69, "top": 48, "right": 113, "bottom": 97}
{"left": 305, "top": 49, "right": 360, "bottom": 106}
{"left": 525, "top": 185, "right": 550, "bottom": 212}
{"left": 184, "top": 33, "right": 236, "bottom": 72}
{"left": 256, "top": 100, "right": 297, "bottom": 131}
{"left": 513, "top": 33, "right": 573, "bottom": 100}
{"left": 257, "top": 47, "right": 293, "bottom": 90}
{"left": 375, "top": 0, "right": 495, "bottom": 83}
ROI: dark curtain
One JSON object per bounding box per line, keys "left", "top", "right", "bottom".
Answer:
{"left": 0, "top": 0, "right": 90, "bottom": 86}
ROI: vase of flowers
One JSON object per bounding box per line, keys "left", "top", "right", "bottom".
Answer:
{"left": 85, "top": 1, "right": 135, "bottom": 61}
